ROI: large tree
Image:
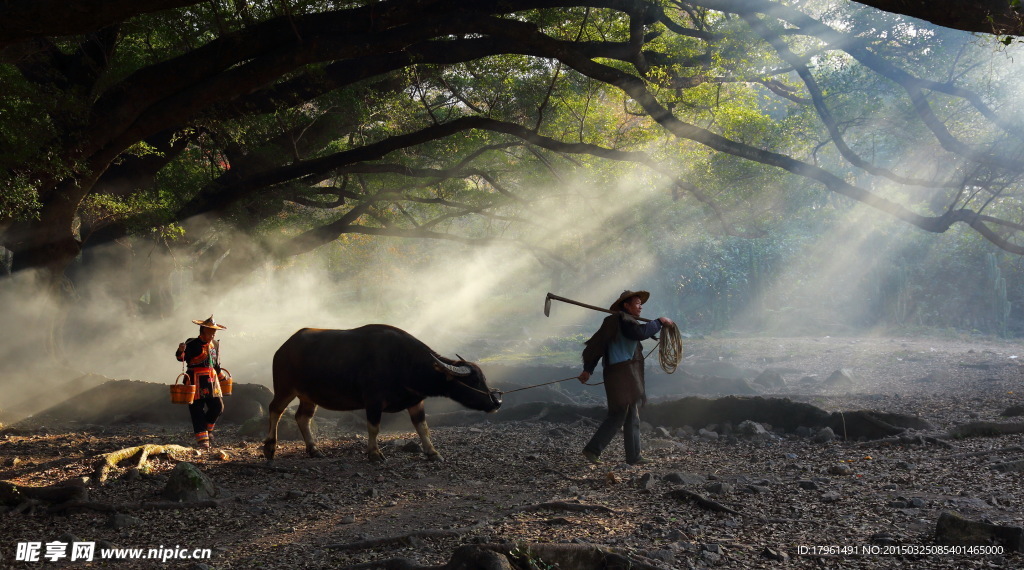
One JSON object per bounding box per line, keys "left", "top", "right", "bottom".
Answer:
{"left": 2, "top": 0, "right": 1023, "bottom": 293}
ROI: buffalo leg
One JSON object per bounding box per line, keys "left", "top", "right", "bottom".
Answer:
{"left": 365, "top": 405, "right": 385, "bottom": 462}
{"left": 408, "top": 401, "right": 442, "bottom": 461}
{"left": 263, "top": 391, "right": 295, "bottom": 461}
{"left": 295, "top": 396, "right": 324, "bottom": 458}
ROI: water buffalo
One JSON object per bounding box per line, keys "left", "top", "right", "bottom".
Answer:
{"left": 263, "top": 324, "right": 501, "bottom": 461}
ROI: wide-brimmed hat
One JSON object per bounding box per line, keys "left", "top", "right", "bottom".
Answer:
{"left": 609, "top": 290, "right": 650, "bottom": 311}
{"left": 192, "top": 315, "right": 228, "bottom": 330}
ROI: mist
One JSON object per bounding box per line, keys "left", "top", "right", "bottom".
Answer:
{"left": 0, "top": 169, "right": 672, "bottom": 423}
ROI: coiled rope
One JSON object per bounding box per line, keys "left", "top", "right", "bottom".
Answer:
{"left": 657, "top": 322, "right": 683, "bottom": 374}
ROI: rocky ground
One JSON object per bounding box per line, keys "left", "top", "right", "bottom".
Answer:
{"left": 3, "top": 334, "right": 1024, "bottom": 569}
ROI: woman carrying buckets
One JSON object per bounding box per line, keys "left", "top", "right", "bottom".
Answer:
{"left": 175, "top": 316, "right": 230, "bottom": 449}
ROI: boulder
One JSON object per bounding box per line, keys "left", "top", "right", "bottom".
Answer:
{"left": 823, "top": 369, "right": 855, "bottom": 388}
{"left": 161, "top": 462, "right": 216, "bottom": 502}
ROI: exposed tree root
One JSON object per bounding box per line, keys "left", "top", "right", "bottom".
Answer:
{"left": 2, "top": 480, "right": 90, "bottom": 515}
{"left": 338, "top": 542, "right": 672, "bottom": 570}
{"left": 858, "top": 433, "right": 953, "bottom": 448}
{"left": 1, "top": 480, "right": 88, "bottom": 506}
{"left": 92, "top": 444, "right": 194, "bottom": 484}
{"left": 946, "top": 445, "right": 1024, "bottom": 459}
{"left": 664, "top": 489, "right": 740, "bottom": 514}
{"left": 326, "top": 520, "right": 491, "bottom": 551}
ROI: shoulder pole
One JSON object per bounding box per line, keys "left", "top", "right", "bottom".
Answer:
{"left": 543, "top": 292, "right": 652, "bottom": 323}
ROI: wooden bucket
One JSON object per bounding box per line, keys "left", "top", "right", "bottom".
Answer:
{"left": 170, "top": 373, "right": 195, "bottom": 404}
{"left": 219, "top": 368, "right": 233, "bottom": 396}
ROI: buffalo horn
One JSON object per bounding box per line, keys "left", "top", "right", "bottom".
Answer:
{"left": 432, "top": 354, "right": 471, "bottom": 377}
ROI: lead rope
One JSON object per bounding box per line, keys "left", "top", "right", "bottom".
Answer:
{"left": 499, "top": 375, "right": 603, "bottom": 396}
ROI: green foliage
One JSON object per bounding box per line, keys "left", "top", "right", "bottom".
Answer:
{"left": 3, "top": 0, "right": 1024, "bottom": 338}
{"left": 81, "top": 191, "right": 184, "bottom": 240}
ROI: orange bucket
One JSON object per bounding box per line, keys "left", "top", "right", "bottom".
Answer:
{"left": 219, "top": 368, "right": 233, "bottom": 396}
{"left": 170, "top": 373, "right": 195, "bottom": 404}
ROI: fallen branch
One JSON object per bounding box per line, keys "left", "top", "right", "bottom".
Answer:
{"left": 858, "top": 433, "right": 953, "bottom": 449}
{"left": 947, "top": 422, "right": 1024, "bottom": 439}
{"left": 325, "top": 520, "right": 490, "bottom": 551}
{"left": 47, "top": 499, "right": 223, "bottom": 515}
{"left": 664, "top": 489, "right": 740, "bottom": 515}
{"left": 516, "top": 501, "right": 616, "bottom": 514}
{"left": 92, "top": 444, "right": 194, "bottom": 484}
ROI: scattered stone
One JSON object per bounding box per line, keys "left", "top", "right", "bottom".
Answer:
{"left": 701, "top": 543, "right": 723, "bottom": 555}
{"left": 812, "top": 427, "right": 836, "bottom": 443}
{"left": 663, "top": 472, "right": 706, "bottom": 485}
{"left": 703, "top": 482, "right": 734, "bottom": 495}
{"left": 108, "top": 513, "right": 144, "bottom": 529}
{"left": 644, "top": 549, "right": 675, "bottom": 564}
{"left": 637, "top": 473, "right": 656, "bottom": 491}
{"left": 401, "top": 441, "right": 422, "bottom": 453}
{"left": 736, "top": 420, "right": 769, "bottom": 438}
{"left": 797, "top": 480, "right": 819, "bottom": 490}
{"left": 821, "top": 492, "right": 841, "bottom": 503}
{"left": 698, "top": 429, "right": 719, "bottom": 441}
{"left": 935, "top": 511, "right": 1024, "bottom": 552}
{"left": 828, "top": 464, "right": 853, "bottom": 476}
{"left": 284, "top": 490, "right": 305, "bottom": 501}
{"left": 761, "top": 546, "right": 788, "bottom": 562}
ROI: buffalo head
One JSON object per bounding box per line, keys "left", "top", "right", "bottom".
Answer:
{"left": 431, "top": 354, "right": 502, "bottom": 412}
